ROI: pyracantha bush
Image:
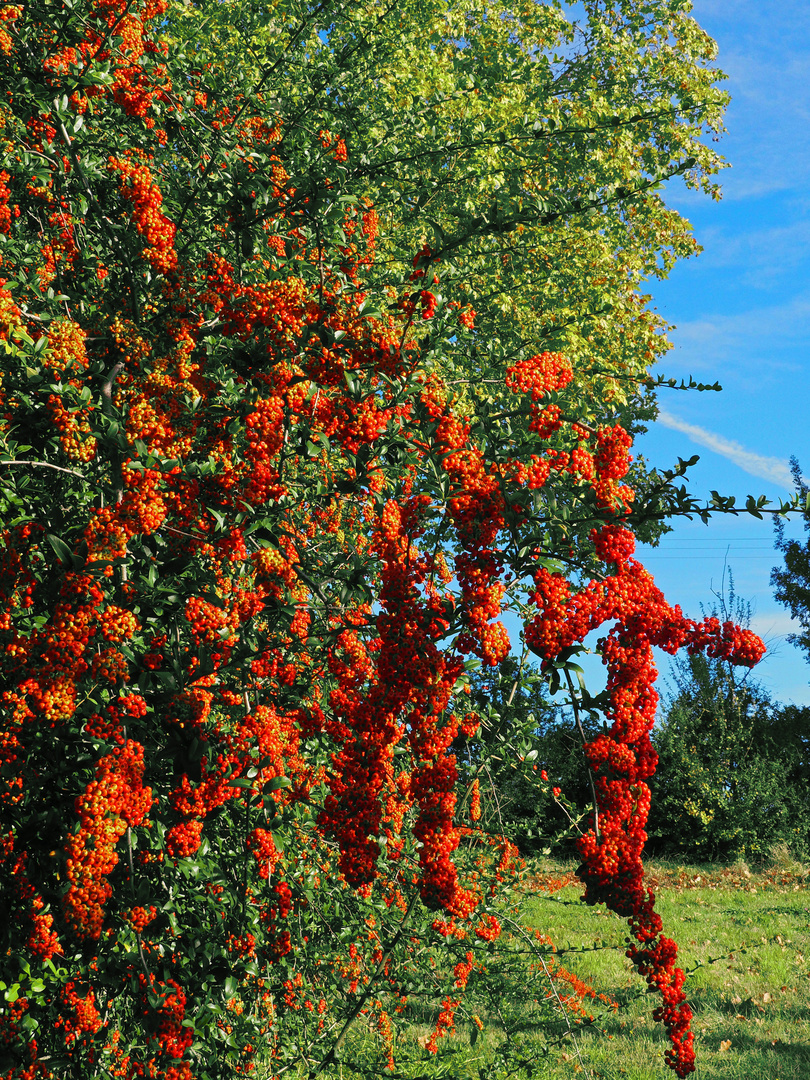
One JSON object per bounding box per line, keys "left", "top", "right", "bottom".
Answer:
{"left": 0, "top": 1, "right": 761, "bottom": 1078}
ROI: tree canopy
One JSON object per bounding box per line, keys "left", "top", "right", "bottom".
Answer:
{"left": 162, "top": 0, "right": 730, "bottom": 439}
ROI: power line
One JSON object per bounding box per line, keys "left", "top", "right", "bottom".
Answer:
{"left": 640, "top": 555, "right": 778, "bottom": 561}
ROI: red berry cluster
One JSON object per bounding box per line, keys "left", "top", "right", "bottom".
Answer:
{"left": 505, "top": 352, "right": 573, "bottom": 399}
{"left": 524, "top": 551, "right": 763, "bottom": 1075}
{"left": 63, "top": 741, "right": 153, "bottom": 941}
{"left": 108, "top": 156, "right": 178, "bottom": 275}
{"left": 54, "top": 980, "right": 102, "bottom": 1048}
{"left": 139, "top": 977, "right": 193, "bottom": 1063}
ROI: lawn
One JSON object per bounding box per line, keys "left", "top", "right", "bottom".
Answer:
{"left": 520, "top": 854, "right": 810, "bottom": 1078}
{"left": 291, "top": 852, "right": 810, "bottom": 1080}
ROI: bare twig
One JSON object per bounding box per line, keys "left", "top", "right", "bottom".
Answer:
{"left": 101, "top": 361, "right": 125, "bottom": 412}
{"left": 310, "top": 891, "right": 419, "bottom": 1079}
{"left": 504, "top": 916, "right": 592, "bottom": 1078}
{"left": 564, "top": 668, "right": 599, "bottom": 840}
{"left": 0, "top": 459, "right": 93, "bottom": 482}
{"left": 506, "top": 645, "right": 529, "bottom": 709}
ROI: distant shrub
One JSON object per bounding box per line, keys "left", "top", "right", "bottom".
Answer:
{"left": 648, "top": 651, "right": 810, "bottom": 862}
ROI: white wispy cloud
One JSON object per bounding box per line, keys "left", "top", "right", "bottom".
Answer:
{"left": 667, "top": 2, "right": 810, "bottom": 201}
{"left": 664, "top": 291, "right": 810, "bottom": 380}
{"left": 657, "top": 409, "right": 795, "bottom": 488}
{"left": 749, "top": 611, "right": 805, "bottom": 642}
{"left": 686, "top": 220, "right": 810, "bottom": 282}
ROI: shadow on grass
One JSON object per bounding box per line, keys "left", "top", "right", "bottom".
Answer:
{"left": 698, "top": 1028, "right": 810, "bottom": 1064}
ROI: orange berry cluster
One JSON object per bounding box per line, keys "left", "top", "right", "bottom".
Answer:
{"left": 453, "top": 950, "right": 475, "bottom": 989}
{"left": 522, "top": 534, "right": 764, "bottom": 1076}
{"left": 0, "top": 6, "right": 21, "bottom": 54}
{"left": 63, "top": 742, "right": 153, "bottom": 940}
{"left": 54, "top": 980, "right": 102, "bottom": 1047}
{"left": 123, "top": 904, "right": 157, "bottom": 933}
{"left": 469, "top": 779, "right": 481, "bottom": 822}
{"left": 139, "top": 977, "right": 193, "bottom": 1063}
{"left": 424, "top": 996, "right": 459, "bottom": 1053}
{"left": 247, "top": 827, "right": 282, "bottom": 881}
{"left": 108, "top": 156, "right": 178, "bottom": 275}
{"left": 46, "top": 392, "right": 97, "bottom": 462}
{"left": 0, "top": 169, "right": 15, "bottom": 233}
{"left": 505, "top": 352, "right": 573, "bottom": 399}
{"left": 165, "top": 819, "right": 203, "bottom": 859}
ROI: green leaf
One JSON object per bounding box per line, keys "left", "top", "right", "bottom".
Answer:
{"left": 46, "top": 533, "right": 74, "bottom": 566}
{"left": 264, "top": 776, "right": 291, "bottom": 793}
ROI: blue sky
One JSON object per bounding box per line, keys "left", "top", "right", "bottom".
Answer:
{"left": 630, "top": 0, "right": 810, "bottom": 706}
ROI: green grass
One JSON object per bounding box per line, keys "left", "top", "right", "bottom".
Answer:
{"left": 507, "top": 855, "right": 810, "bottom": 1079}
{"left": 271, "top": 853, "right": 810, "bottom": 1080}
